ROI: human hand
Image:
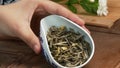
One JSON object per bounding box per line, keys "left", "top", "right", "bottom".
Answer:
{"left": 0, "top": 0, "right": 88, "bottom": 54}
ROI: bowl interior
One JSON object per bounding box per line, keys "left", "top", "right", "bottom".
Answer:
{"left": 40, "top": 15, "right": 95, "bottom": 68}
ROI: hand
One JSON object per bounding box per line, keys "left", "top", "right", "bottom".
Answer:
{"left": 0, "top": 0, "right": 88, "bottom": 54}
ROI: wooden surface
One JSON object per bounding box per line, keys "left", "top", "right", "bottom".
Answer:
{"left": 0, "top": 20, "right": 120, "bottom": 68}
{"left": 0, "top": 0, "right": 120, "bottom": 68}
{"left": 59, "top": 0, "right": 120, "bottom": 28}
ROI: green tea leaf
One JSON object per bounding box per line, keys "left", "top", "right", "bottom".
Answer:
{"left": 80, "top": 0, "right": 99, "bottom": 14}
{"left": 53, "top": 0, "right": 99, "bottom": 14}
{"left": 67, "top": 4, "right": 77, "bottom": 13}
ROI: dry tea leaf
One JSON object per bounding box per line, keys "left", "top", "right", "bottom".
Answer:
{"left": 47, "top": 26, "right": 91, "bottom": 67}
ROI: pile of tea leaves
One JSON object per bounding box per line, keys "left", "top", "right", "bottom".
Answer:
{"left": 47, "top": 26, "right": 90, "bottom": 67}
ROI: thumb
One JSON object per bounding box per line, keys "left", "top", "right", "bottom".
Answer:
{"left": 16, "top": 26, "right": 41, "bottom": 54}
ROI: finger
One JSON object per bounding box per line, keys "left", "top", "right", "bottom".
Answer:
{"left": 16, "top": 26, "right": 41, "bottom": 54}
{"left": 38, "top": 1, "right": 85, "bottom": 26}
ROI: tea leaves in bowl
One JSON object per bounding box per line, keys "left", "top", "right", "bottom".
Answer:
{"left": 47, "top": 26, "right": 91, "bottom": 67}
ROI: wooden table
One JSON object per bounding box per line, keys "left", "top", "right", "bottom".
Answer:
{"left": 0, "top": 21, "right": 120, "bottom": 68}
{"left": 0, "top": 0, "right": 120, "bottom": 68}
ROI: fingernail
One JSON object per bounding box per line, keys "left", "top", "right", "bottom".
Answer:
{"left": 75, "top": 15, "right": 85, "bottom": 25}
{"left": 33, "top": 44, "right": 40, "bottom": 54}
{"left": 82, "top": 26, "right": 90, "bottom": 34}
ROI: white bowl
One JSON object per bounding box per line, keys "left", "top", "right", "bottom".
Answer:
{"left": 40, "top": 15, "right": 95, "bottom": 68}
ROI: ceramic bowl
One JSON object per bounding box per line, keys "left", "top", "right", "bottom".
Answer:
{"left": 40, "top": 15, "right": 95, "bottom": 68}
